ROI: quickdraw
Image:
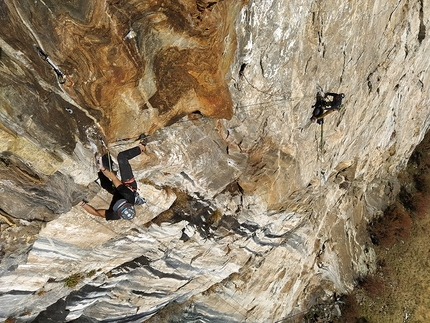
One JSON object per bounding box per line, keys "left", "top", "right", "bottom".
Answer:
{"left": 35, "top": 45, "right": 74, "bottom": 87}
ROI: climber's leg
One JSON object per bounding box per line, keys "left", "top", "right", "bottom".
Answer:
{"left": 117, "top": 146, "right": 141, "bottom": 183}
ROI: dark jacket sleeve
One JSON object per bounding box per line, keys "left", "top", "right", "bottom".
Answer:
{"left": 116, "top": 184, "right": 135, "bottom": 204}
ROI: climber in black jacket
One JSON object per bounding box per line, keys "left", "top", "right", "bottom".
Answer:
{"left": 311, "top": 92, "right": 345, "bottom": 124}
{"left": 324, "top": 92, "right": 345, "bottom": 110}
{"left": 78, "top": 142, "right": 146, "bottom": 221}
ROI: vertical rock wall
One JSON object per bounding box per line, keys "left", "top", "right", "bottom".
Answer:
{"left": 0, "top": 0, "right": 430, "bottom": 322}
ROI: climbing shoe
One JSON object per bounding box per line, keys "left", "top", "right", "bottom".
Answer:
{"left": 134, "top": 192, "right": 146, "bottom": 206}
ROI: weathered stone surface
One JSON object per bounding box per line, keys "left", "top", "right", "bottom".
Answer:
{"left": 1, "top": 0, "right": 430, "bottom": 322}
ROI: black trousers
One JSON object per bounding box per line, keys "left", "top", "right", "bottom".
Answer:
{"left": 99, "top": 146, "right": 141, "bottom": 193}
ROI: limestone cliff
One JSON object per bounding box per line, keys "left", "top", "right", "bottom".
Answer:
{"left": 0, "top": 0, "right": 429, "bottom": 322}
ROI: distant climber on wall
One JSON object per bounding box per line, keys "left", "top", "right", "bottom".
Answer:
{"left": 78, "top": 138, "right": 147, "bottom": 221}
{"left": 311, "top": 92, "right": 345, "bottom": 124}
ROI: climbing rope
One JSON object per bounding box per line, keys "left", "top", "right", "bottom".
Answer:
{"left": 97, "top": 135, "right": 115, "bottom": 188}
{"left": 320, "top": 123, "right": 324, "bottom": 155}
{"left": 240, "top": 69, "right": 286, "bottom": 99}
{"left": 107, "top": 151, "right": 115, "bottom": 189}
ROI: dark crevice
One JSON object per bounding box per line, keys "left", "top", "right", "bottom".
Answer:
{"left": 340, "top": 50, "right": 347, "bottom": 84}
{"left": 304, "top": 56, "right": 311, "bottom": 73}
{"left": 109, "top": 255, "right": 186, "bottom": 281}
{"left": 131, "top": 290, "right": 166, "bottom": 297}
{"left": 259, "top": 57, "right": 265, "bottom": 77}
{"left": 418, "top": 0, "right": 426, "bottom": 43}
{"left": 239, "top": 63, "right": 247, "bottom": 78}
{"left": 197, "top": 0, "right": 218, "bottom": 12}
{"left": 367, "top": 73, "right": 373, "bottom": 93}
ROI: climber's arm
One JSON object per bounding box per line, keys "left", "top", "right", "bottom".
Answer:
{"left": 79, "top": 201, "right": 106, "bottom": 218}
{"left": 316, "top": 109, "right": 337, "bottom": 120}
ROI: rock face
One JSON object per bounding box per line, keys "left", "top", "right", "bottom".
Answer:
{"left": 0, "top": 0, "right": 429, "bottom": 322}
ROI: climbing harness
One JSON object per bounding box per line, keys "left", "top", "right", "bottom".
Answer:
{"left": 124, "top": 135, "right": 147, "bottom": 205}
{"left": 35, "top": 45, "right": 74, "bottom": 87}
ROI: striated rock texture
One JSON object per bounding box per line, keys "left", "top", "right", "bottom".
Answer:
{"left": 0, "top": 0, "right": 430, "bottom": 322}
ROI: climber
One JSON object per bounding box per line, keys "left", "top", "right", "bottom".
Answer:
{"left": 78, "top": 140, "right": 147, "bottom": 221}
{"left": 310, "top": 92, "right": 326, "bottom": 124}
{"left": 324, "top": 92, "right": 345, "bottom": 110}
{"left": 311, "top": 92, "right": 345, "bottom": 124}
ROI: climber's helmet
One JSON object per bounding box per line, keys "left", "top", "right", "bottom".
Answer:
{"left": 340, "top": 93, "right": 345, "bottom": 98}
{"left": 113, "top": 199, "right": 136, "bottom": 220}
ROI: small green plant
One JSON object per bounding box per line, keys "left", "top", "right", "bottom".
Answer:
{"left": 64, "top": 273, "right": 82, "bottom": 288}
{"left": 209, "top": 209, "right": 223, "bottom": 226}
{"left": 86, "top": 270, "right": 96, "bottom": 278}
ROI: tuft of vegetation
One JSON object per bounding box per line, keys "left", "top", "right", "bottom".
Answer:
{"left": 150, "top": 188, "right": 189, "bottom": 226}
{"left": 402, "top": 132, "right": 430, "bottom": 219}
{"left": 64, "top": 273, "right": 82, "bottom": 288}
{"left": 4, "top": 318, "right": 16, "bottom": 323}
{"left": 37, "top": 290, "right": 46, "bottom": 296}
{"left": 334, "top": 294, "right": 363, "bottom": 323}
{"left": 412, "top": 191, "right": 430, "bottom": 219}
{"left": 86, "top": 270, "right": 96, "bottom": 278}
{"left": 358, "top": 274, "right": 385, "bottom": 297}
{"left": 368, "top": 202, "right": 411, "bottom": 248}
{"left": 208, "top": 209, "right": 223, "bottom": 226}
